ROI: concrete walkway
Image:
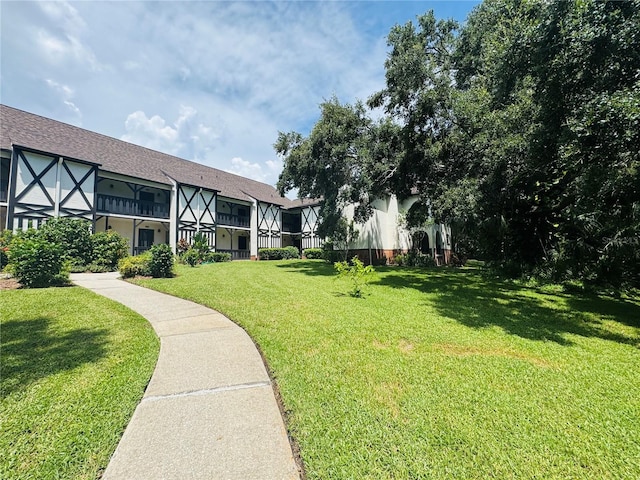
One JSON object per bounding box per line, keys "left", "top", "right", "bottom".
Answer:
{"left": 71, "top": 272, "right": 301, "bottom": 480}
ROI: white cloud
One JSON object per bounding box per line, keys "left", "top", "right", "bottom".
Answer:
{"left": 45, "top": 79, "right": 82, "bottom": 123}
{"left": 226, "top": 157, "right": 283, "bottom": 185}
{"left": 121, "top": 107, "right": 222, "bottom": 164}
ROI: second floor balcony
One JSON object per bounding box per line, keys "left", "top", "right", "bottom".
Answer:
{"left": 97, "top": 194, "right": 169, "bottom": 219}
{"left": 217, "top": 212, "right": 250, "bottom": 228}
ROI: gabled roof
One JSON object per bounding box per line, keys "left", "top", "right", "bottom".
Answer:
{"left": 0, "top": 104, "right": 297, "bottom": 207}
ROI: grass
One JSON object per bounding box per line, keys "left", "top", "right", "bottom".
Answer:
{"left": 1, "top": 286, "right": 159, "bottom": 480}
{"left": 133, "top": 260, "right": 640, "bottom": 479}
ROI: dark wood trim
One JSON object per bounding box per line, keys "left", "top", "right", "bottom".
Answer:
{"left": 59, "top": 161, "right": 95, "bottom": 211}
{"left": 14, "top": 150, "right": 57, "bottom": 205}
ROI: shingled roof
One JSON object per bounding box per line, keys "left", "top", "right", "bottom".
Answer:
{"left": 0, "top": 104, "right": 297, "bottom": 207}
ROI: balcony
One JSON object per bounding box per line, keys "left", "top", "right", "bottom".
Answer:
{"left": 217, "top": 213, "right": 250, "bottom": 228}
{"left": 282, "top": 222, "right": 301, "bottom": 233}
{"left": 217, "top": 249, "right": 251, "bottom": 260}
{"left": 97, "top": 194, "right": 169, "bottom": 219}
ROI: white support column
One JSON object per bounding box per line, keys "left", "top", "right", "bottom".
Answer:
{"left": 169, "top": 180, "right": 178, "bottom": 253}
{"left": 250, "top": 199, "right": 258, "bottom": 259}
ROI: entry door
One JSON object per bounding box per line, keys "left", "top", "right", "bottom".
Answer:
{"left": 238, "top": 236, "right": 247, "bottom": 250}
{"left": 139, "top": 229, "right": 154, "bottom": 250}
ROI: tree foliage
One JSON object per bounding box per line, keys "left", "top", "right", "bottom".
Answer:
{"left": 275, "top": 96, "right": 397, "bottom": 239}
{"left": 276, "top": 0, "right": 640, "bottom": 289}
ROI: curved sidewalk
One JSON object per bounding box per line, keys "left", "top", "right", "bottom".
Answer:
{"left": 71, "top": 272, "right": 301, "bottom": 480}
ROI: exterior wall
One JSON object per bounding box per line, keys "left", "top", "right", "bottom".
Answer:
{"left": 95, "top": 216, "right": 169, "bottom": 255}
{"left": 1, "top": 154, "right": 9, "bottom": 231}
{"left": 257, "top": 201, "right": 281, "bottom": 249}
{"left": 300, "top": 205, "right": 322, "bottom": 249}
{"left": 177, "top": 185, "right": 216, "bottom": 248}
{"left": 216, "top": 229, "right": 250, "bottom": 253}
{"left": 8, "top": 148, "right": 97, "bottom": 230}
{"left": 342, "top": 194, "right": 452, "bottom": 265}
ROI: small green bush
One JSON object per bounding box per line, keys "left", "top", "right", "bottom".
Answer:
{"left": 192, "top": 232, "right": 211, "bottom": 258}
{"left": 118, "top": 253, "right": 151, "bottom": 278}
{"left": 396, "top": 251, "right": 437, "bottom": 268}
{"left": 203, "top": 252, "right": 232, "bottom": 263}
{"left": 91, "top": 231, "right": 129, "bottom": 270}
{"left": 1, "top": 230, "right": 14, "bottom": 270}
{"left": 148, "top": 243, "right": 175, "bottom": 278}
{"left": 321, "top": 241, "right": 342, "bottom": 263}
{"left": 182, "top": 248, "right": 201, "bottom": 267}
{"left": 7, "top": 233, "right": 68, "bottom": 287}
{"left": 303, "top": 248, "right": 323, "bottom": 259}
{"left": 259, "top": 246, "right": 300, "bottom": 260}
{"left": 334, "top": 256, "right": 375, "bottom": 298}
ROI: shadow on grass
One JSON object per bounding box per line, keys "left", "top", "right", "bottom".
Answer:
{"left": 275, "top": 260, "right": 336, "bottom": 277}
{"left": 1, "top": 317, "right": 109, "bottom": 398}
{"left": 374, "top": 268, "right": 640, "bottom": 347}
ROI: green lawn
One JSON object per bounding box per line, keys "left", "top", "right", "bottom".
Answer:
{"left": 1, "top": 287, "right": 159, "bottom": 480}
{"left": 135, "top": 260, "right": 640, "bottom": 479}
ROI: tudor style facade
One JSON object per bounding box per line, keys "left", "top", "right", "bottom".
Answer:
{"left": 0, "top": 105, "right": 451, "bottom": 263}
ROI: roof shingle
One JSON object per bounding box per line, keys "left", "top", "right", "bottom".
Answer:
{"left": 1, "top": 104, "right": 298, "bottom": 206}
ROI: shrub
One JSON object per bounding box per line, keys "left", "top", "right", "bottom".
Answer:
{"left": 303, "top": 248, "right": 323, "bottom": 259}
{"left": 182, "top": 248, "right": 201, "bottom": 267}
{"left": 321, "top": 241, "right": 342, "bottom": 263}
{"left": 39, "top": 217, "right": 93, "bottom": 268}
{"left": 334, "top": 256, "right": 375, "bottom": 298}
{"left": 148, "top": 243, "right": 175, "bottom": 278}
{"left": 203, "top": 252, "right": 232, "bottom": 263}
{"left": 177, "top": 237, "right": 190, "bottom": 255}
{"left": 259, "top": 246, "right": 300, "bottom": 260}
{"left": 192, "top": 232, "right": 211, "bottom": 258}
{"left": 118, "top": 253, "right": 151, "bottom": 278}
{"left": 7, "top": 233, "right": 68, "bottom": 287}
{"left": 0, "top": 230, "right": 13, "bottom": 270}
{"left": 394, "top": 252, "right": 437, "bottom": 267}
{"left": 91, "top": 231, "right": 129, "bottom": 270}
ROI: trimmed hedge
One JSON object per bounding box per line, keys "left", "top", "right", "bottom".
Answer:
{"left": 203, "top": 252, "right": 232, "bottom": 263}
{"left": 303, "top": 248, "right": 323, "bottom": 259}
{"left": 258, "top": 246, "right": 300, "bottom": 260}
{"left": 118, "top": 253, "right": 151, "bottom": 278}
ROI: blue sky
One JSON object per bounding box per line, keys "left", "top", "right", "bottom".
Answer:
{"left": 1, "top": 1, "right": 480, "bottom": 187}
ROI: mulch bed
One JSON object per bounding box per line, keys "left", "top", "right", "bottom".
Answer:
{"left": 0, "top": 277, "right": 21, "bottom": 290}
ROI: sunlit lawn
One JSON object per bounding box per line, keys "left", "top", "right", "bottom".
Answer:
{"left": 135, "top": 260, "right": 640, "bottom": 479}
{"left": 1, "top": 287, "right": 159, "bottom": 480}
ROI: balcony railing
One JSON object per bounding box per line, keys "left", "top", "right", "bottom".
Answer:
{"left": 282, "top": 223, "right": 301, "bottom": 233}
{"left": 97, "top": 194, "right": 169, "bottom": 219}
{"left": 217, "top": 249, "right": 251, "bottom": 260}
{"left": 217, "top": 213, "right": 250, "bottom": 228}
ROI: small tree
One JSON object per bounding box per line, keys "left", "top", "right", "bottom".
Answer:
{"left": 334, "top": 256, "right": 375, "bottom": 298}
